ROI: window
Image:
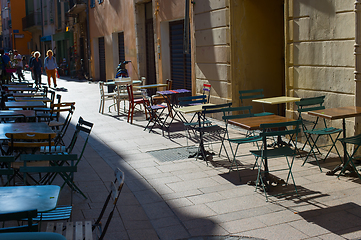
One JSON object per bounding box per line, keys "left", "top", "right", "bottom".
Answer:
{"left": 118, "top": 32, "right": 125, "bottom": 63}
{"left": 90, "top": 0, "right": 95, "bottom": 8}
{"left": 43, "top": 1, "right": 47, "bottom": 25}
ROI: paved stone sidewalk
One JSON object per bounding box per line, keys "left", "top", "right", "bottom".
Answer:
{"left": 22, "top": 72, "right": 361, "bottom": 239}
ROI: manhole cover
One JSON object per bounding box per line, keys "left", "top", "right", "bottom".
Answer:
{"left": 147, "top": 146, "right": 198, "bottom": 162}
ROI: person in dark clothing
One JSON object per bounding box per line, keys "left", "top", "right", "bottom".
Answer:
{"left": 29, "top": 51, "right": 35, "bottom": 80}
{"left": 31, "top": 51, "right": 42, "bottom": 87}
{"left": 0, "top": 49, "right": 10, "bottom": 84}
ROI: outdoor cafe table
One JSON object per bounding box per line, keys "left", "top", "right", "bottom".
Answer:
{"left": 104, "top": 79, "right": 142, "bottom": 85}
{"left": 7, "top": 87, "right": 37, "bottom": 92}
{"left": 5, "top": 101, "right": 46, "bottom": 109}
{"left": 175, "top": 104, "right": 215, "bottom": 160}
{"left": 12, "top": 92, "right": 46, "bottom": 97}
{"left": 0, "top": 110, "right": 36, "bottom": 120}
{"left": 0, "top": 185, "right": 60, "bottom": 213}
{"left": 157, "top": 89, "right": 191, "bottom": 124}
{"left": 15, "top": 97, "right": 51, "bottom": 102}
{"left": 2, "top": 83, "right": 33, "bottom": 88}
{"left": 253, "top": 96, "right": 301, "bottom": 115}
{"left": 229, "top": 114, "right": 295, "bottom": 184}
{"left": 308, "top": 106, "right": 361, "bottom": 175}
{"left": 0, "top": 122, "right": 54, "bottom": 140}
{"left": 133, "top": 83, "right": 168, "bottom": 89}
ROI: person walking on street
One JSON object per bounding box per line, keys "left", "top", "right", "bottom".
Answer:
{"left": 31, "top": 51, "right": 42, "bottom": 87}
{"left": 44, "top": 50, "right": 57, "bottom": 88}
{"left": 13, "top": 50, "right": 24, "bottom": 82}
{"left": 29, "top": 51, "right": 35, "bottom": 80}
{"left": 0, "top": 49, "right": 10, "bottom": 84}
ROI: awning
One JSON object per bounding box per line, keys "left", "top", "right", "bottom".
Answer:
{"left": 53, "top": 31, "right": 73, "bottom": 42}
{"left": 40, "top": 35, "right": 51, "bottom": 42}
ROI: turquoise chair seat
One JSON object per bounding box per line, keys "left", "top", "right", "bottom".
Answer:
{"left": 0, "top": 232, "right": 66, "bottom": 240}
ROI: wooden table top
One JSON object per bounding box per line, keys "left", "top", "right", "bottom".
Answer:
{"left": 3, "top": 83, "right": 33, "bottom": 87}
{"left": 252, "top": 96, "right": 301, "bottom": 105}
{"left": 7, "top": 87, "right": 37, "bottom": 92}
{"left": 308, "top": 106, "right": 361, "bottom": 120}
{"left": 229, "top": 115, "right": 295, "bottom": 131}
{"left": 0, "top": 185, "right": 60, "bottom": 213}
{"left": 15, "top": 97, "right": 51, "bottom": 102}
{"left": 175, "top": 103, "right": 214, "bottom": 114}
{"left": 0, "top": 110, "right": 36, "bottom": 118}
{"left": 157, "top": 89, "right": 191, "bottom": 95}
{"left": 12, "top": 92, "right": 46, "bottom": 97}
{"left": 5, "top": 101, "right": 46, "bottom": 109}
{"left": 0, "top": 122, "right": 54, "bottom": 139}
{"left": 134, "top": 83, "right": 168, "bottom": 89}
{"left": 104, "top": 80, "right": 142, "bottom": 85}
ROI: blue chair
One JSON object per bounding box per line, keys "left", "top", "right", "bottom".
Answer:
{"left": 0, "top": 232, "right": 66, "bottom": 240}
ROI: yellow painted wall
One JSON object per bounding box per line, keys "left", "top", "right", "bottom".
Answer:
{"left": 230, "top": 0, "right": 284, "bottom": 114}
{"left": 89, "top": 0, "right": 137, "bottom": 80}
{"left": 10, "top": 0, "right": 31, "bottom": 55}
{"left": 287, "top": 0, "right": 355, "bottom": 135}
{"left": 193, "top": 0, "right": 230, "bottom": 103}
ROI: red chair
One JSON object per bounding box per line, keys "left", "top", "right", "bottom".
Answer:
{"left": 126, "top": 84, "right": 148, "bottom": 124}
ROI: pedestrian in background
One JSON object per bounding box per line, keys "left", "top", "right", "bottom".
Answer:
{"left": 44, "top": 49, "right": 57, "bottom": 88}
{"left": 29, "top": 51, "right": 35, "bottom": 80}
{"left": 13, "top": 49, "right": 24, "bottom": 82}
{"left": 31, "top": 51, "right": 42, "bottom": 87}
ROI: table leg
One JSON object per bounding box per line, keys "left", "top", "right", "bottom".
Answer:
{"left": 326, "top": 118, "right": 349, "bottom": 175}
{"left": 188, "top": 111, "right": 214, "bottom": 162}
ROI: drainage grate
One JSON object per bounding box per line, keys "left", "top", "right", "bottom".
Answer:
{"left": 147, "top": 146, "right": 198, "bottom": 162}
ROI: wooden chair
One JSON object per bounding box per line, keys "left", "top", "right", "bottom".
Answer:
{"left": 46, "top": 168, "right": 125, "bottom": 240}
{"left": 114, "top": 78, "right": 132, "bottom": 115}
{"left": 126, "top": 84, "right": 148, "bottom": 124}
{"left": 98, "top": 81, "right": 116, "bottom": 114}
{"left": 6, "top": 132, "right": 57, "bottom": 156}
{"left": 47, "top": 102, "right": 75, "bottom": 129}
{"left": 0, "top": 209, "right": 38, "bottom": 233}
{"left": 36, "top": 93, "right": 61, "bottom": 122}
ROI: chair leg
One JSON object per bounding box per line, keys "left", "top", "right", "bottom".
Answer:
{"left": 99, "top": 99, "right": 102, "bottom": 113}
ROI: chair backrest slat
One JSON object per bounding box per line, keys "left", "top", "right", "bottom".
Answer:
{"left": 202, "top": 102, "right": 232, "bottom": 114}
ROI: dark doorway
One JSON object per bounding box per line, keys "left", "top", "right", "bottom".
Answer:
{"left": 169, "top": 20, "right": 191, "bottom": 90}
{"left": 145, "top": 2, "right": 156, "bottom": 85}
{"left": 98, "top": 37, "right": 106, "bottom": 81}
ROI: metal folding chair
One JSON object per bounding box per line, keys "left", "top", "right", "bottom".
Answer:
{"left": 221, "top": 106, "right": 262, "bottom": 180}
{"left": 295, "top": 96, "right": 342, "bottom": 171}
{"left": 239, "top": 89, "right": 273, "bottom": 117}
{"left": 250, "top": 120, "right": 301, "bottom": 201}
